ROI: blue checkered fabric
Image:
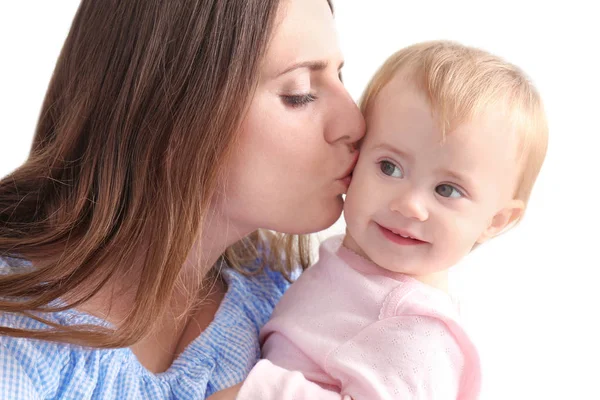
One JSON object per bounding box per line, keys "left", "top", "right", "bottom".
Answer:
{"left": 0, "top": 256, "right": 290, "bottom": 399}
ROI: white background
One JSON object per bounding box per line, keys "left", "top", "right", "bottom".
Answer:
{"left": 1, "top": 1, "right": 598, "bottom": 399}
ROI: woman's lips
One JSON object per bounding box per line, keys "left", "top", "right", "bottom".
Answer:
{"left": 339, "top": 152, "right": 359, "bottom": 180}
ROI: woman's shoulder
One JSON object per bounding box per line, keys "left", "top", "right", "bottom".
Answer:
{"left": 0, "top": 256, "right": 132, "bottom": 398}
{"left": 222, "top": 263, "right": 296, "bottom": 320}
{"left": 0, "top": 312, "right": 132, "bottom": 399}
{"left": 0, "top": 257, "right": 299, "bottom": 398}
{"left": 1, "top": 309, "right": 200, "bottom": 399}
{"left": 0, "top": 255, "right": 32, "bottom": 275}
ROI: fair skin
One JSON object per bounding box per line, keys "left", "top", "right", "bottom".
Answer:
{"left": 207, "top": 0, "right": 363, "bottom": 396}
{"left": 343, "top": 72, "right": 524, "bottom": 290}
{"left": 82, "top": 0, "right": 364, "bottom": 375}
{"left": 222, "top": 0, "right": 363, "bottom": 235}
{"left": 211, "top": 70, "right": 530, "bottom": 399}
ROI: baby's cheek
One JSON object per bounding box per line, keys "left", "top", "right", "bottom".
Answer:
{"left": 343, "top": 197, "right": 360, "bottom": 229}
{"left": 434, "top": 222, "right": 475, "bottom": 257}
{"left": 453, "top": 224, "right": 483, "bottom": 256}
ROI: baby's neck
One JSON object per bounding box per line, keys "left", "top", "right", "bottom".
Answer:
{"left": 412, "top": 269, "right": 449, "bottom": 293}
{"left": 342, "top": 233, "right": 450, "bottom": 293}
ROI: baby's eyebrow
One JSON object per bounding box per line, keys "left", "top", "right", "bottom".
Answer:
{"left": 438, "top": 168, "right": 474, "bottom": 188}
{"left": 373, "top": 143, "right": 414, "bottom": 163}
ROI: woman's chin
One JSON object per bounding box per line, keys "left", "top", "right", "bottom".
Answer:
{"left": 264, "top": 197, "right": 343, "bottom": 235}
{"left": 293, "top": 204, "right": 343, "bottom": 234}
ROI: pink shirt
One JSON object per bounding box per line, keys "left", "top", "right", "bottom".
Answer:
{"left": 237, "top": 236, "right": 481, "bottom": 400}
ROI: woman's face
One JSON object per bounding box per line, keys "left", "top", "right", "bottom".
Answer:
{"left": 222, "top": 0, "right": 365, "bottom": 235}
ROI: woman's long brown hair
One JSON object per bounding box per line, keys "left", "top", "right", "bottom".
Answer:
{"left": 0, "top": 0, "right": 333, "bottom": 348}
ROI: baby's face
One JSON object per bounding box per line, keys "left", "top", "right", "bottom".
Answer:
{"left": 343, "top": 73, "right": 522, "bottom": 280}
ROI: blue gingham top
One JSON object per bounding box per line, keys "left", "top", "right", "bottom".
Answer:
{"left": 0, "top": 256, "right": 291, "bottom": 399}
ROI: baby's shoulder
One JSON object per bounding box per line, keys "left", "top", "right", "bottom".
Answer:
{"left": 380, "top": 278, "right": 460, "bottom": 321}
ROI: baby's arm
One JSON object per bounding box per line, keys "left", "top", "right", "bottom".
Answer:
{"left": 325, "top": 314, "right": 478, "bottom": 399}
{"left": 234, "top": 314, "right": 479, "bottom": 400}
{"left": 236, "top": 359, "right": 351, "bottom": 400}
{"left": 234, "top": 330, "right": 349, "bottom": 399}
{"left": 206, "top": 368, "right": 343, "bottom": 400}
{"left": 205, "top": 383, "right": 242, "bottom": 400}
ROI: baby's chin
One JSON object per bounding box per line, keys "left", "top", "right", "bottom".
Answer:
{"left": 368, "top": 249, "right": 448, "bottom": 274}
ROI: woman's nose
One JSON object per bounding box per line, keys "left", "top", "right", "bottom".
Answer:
{"left": 324, "top": 87, "right": 366, "bottom": 148}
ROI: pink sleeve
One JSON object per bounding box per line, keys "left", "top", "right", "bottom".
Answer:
{"left": 238, "top": 280, "right": 479, "bottom": 400}
{"left": 325, "top": 315, "right": 477, "bottom": 400}
{"left": 238, "top": 315, "right": 478, "bottom": 400}
{"left": 236, "top": 359, "right": 351, "bottom": 400}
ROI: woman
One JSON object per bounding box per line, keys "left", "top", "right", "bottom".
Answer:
{"left": 0, "top": 0, "right": 364, "bottom": 398}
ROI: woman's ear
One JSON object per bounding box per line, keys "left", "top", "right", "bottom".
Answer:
{"left": 477, "top": 199, "right": 525, "bottom": 244}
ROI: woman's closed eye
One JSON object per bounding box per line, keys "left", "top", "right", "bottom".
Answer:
{"left": 281, "top": 93, "right": 317, "bottom": 108}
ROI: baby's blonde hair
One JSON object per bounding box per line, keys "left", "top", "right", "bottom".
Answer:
{"left": 360, "top": 41, "right": 548, "bottom": 209}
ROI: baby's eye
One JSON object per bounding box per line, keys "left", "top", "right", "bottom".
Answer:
{"left": 379, "top": 160, "right": 403, "bottom": 178}
{"left": 435, "top": 184, "right": 463, "bottom": 198}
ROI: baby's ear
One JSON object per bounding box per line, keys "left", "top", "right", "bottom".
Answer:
{"left": 477, "top": 199, "right": 525, "bottom": 244}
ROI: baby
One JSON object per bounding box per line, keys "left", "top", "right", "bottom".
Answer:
{"left": 220, "top": 41, "right": 548, "bottom": 399}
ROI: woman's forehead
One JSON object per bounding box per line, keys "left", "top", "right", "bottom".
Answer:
{"left": 262, "top": 0, "right": 341, "bottom": 79}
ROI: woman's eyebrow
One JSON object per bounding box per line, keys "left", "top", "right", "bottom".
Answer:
{"left": 278, "top": 60, "right": 328, "bottom": 76}
{"left": 277, "top": 60, "right": 344, "bottom": 77}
